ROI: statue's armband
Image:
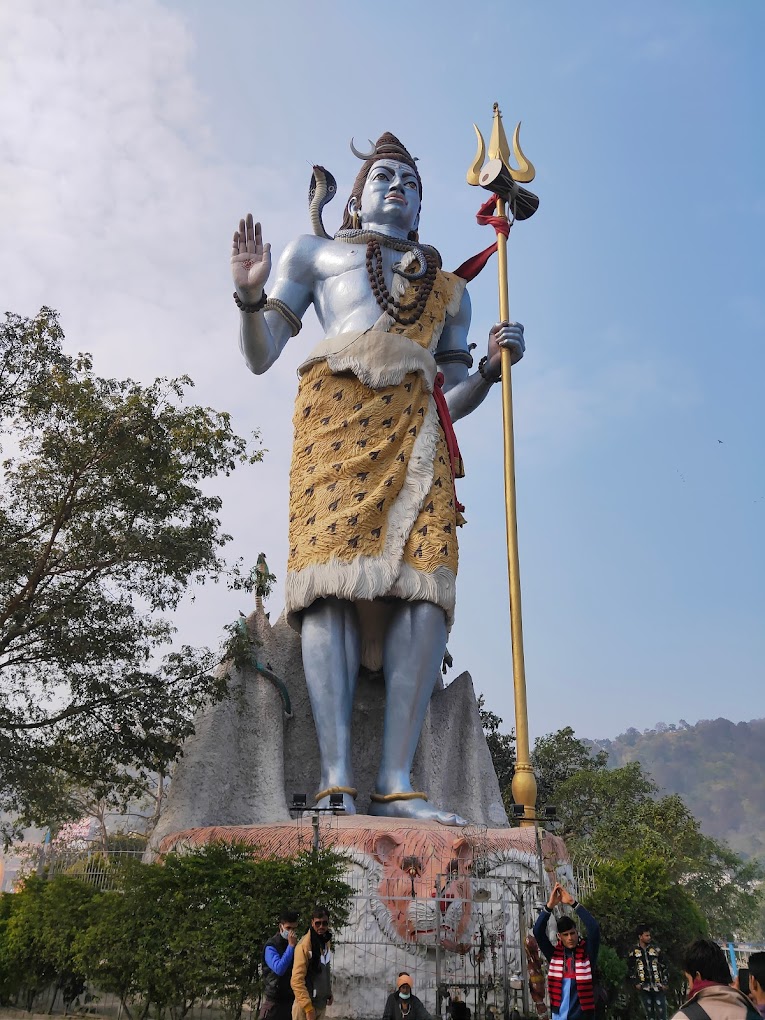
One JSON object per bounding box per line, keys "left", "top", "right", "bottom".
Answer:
{"left": 434, "top": 348, "right": 474, "bottom": 370}
{"left": 264, "top": 298, "right": 303, "bottom": 337}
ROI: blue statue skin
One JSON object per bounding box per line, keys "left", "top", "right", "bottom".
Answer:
{"left": 231, "top": 157, "right": 525, "bottom": 824}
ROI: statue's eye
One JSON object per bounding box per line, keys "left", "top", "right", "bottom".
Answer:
{"left": 405, "top": 181, "right": 418, "bottom": 189}
{"left": 373, "top": 172, "right": 389, "bottom": 181}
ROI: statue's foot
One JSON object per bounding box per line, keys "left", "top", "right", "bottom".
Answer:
{"left": 369, "top": 793, "right": 467, "bottom": 826}
{"left": 314, "top": 785, "right": 357, "bottom": 815}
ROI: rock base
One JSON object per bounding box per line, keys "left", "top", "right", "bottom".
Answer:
{"left": 150, "top": 607, "right": 508, "bottom": 851}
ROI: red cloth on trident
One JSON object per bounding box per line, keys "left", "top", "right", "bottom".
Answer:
{"left": 433, "top": 371, "right": 465, "bottom": 514}
{"left": 453, "top": 194, "right": 512, "bottom": 282}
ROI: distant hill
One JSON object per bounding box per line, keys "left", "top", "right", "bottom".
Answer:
{"left": 589, "top": 717, "right": 765, "bottom": 862}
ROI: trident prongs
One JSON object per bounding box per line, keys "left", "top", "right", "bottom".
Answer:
{"left": 466, "top": 102, "right": 536, "bottom": 187}
{"left": 466, "top": 124, "right": 485, "bottom": 186}
{"left": 509, "top": 121, "right": 535, "bottom": 184}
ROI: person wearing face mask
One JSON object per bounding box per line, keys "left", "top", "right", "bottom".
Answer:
{"left": 262, "top": 910, "right": 300, "bottom": 1020}
{"left": 291, "top": 906, "right": 334, "bottom": 1020}
{"left": 382, "top": 973, "right": 433, "bottom": 1020}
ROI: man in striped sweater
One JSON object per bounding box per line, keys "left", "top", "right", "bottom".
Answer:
{"left": 532, "top": 882, "right": 601, "bottom": 1020}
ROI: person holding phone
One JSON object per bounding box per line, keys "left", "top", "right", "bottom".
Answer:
{"left": 261, "top": 910, "right": 300, "bottom": 1020}
{"left": 532, "top": 882, "right": 601, "bottom": 1020}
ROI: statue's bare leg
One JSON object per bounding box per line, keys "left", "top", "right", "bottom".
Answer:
{"left": 370, "top": 600, "right": 467, "bottom": 826}
{"left": 301, "top": 596, "right": 361, "bottom": 814}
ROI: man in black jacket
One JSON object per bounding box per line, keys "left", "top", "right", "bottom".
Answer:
{"left": 261, "top": 909, "right": 300, "bottom": 1020}
{"left": 628, "top": 924, "right": 669, "bottom": 1020}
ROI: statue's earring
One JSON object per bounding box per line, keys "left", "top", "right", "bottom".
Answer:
{"left": 349, "top": 199, "right": 360, "bottom": 230}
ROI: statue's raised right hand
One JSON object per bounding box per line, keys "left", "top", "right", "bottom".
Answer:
{"left": 231, "top": 213, "right": 271, "bottom": 300}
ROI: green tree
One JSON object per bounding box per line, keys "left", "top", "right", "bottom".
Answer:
{"left": 595, "top": 944, "right": 628, "bottom": 1010}
{"left": 0, "top": 308, "right": 261, "bottom": 837}
{"left": 0, "top": 874, "right": 54, "bottom": 1009}
{"left": 531, "top": 726, "right": 608, "bottom": 807}
{"left": 583, "top": 851, "right": 707, "bottom": 1016}
{"left": 0, "top": 889, "right": 17, "bottom": 1005}
{"left": 0, "top": 874, "right": 98, "bottom": 1011}
{"left": 584, "top": 851, "right": 706, "bottom": 960}
{"left": 558, "top": 765, "right": 763, "bottom": 939}
{"left": 478, "top": 696, "right": 516, "bottom": 808}
{"left": 75, "top": 842, "right": 353, "bottom": 1020}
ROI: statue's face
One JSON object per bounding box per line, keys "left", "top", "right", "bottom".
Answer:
{"left": 357, "top": 159, "right": 421, "bottom": 232}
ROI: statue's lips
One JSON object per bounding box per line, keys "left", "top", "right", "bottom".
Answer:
{"left": 385, "top": 193, "right": 406, "bottom": 204}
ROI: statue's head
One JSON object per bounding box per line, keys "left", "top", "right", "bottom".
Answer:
{"left": 341, "top": 132, "right": 422, "bottom": 240}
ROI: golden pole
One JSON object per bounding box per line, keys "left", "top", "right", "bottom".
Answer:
{"left": 495, "top": 198, "right": 537, "bottom": 826}
{"left": 467, "top": 104, "right": 539, "bottom": 826}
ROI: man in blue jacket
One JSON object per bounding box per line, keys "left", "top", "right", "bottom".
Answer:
{"left": 532, "top": 882, "right": 600, "bottom": 1020}
{"left": 261, "top": 909, "right": 300, "bottom": 1020}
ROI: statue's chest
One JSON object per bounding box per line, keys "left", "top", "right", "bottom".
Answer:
{"left": 318, "top": 242, "right": 401, "bottom": 289}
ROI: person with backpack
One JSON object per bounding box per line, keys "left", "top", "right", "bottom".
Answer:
{"left": 671, "top": 939, "right": 759, "bottom": 1020}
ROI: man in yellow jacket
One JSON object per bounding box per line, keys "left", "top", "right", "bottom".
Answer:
{"left": 291, "top": 906, "right": 334, "bottom": 1020}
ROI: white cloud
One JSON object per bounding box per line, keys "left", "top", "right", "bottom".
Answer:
{"left": 0, "top": 0, "right": 304, "bottom": 381}
{"left": 0, "top": 0, "right": 304, "bottom": 648}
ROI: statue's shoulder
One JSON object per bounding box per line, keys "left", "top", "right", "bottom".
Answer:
{"left": 281, "top": 232, "right": 332, "bottom": 260}
{"left": 277, "top": 233, "right": 339, "bottom": 283}
{"left": 281, "top": 233, "right": 352, "bottom": 275}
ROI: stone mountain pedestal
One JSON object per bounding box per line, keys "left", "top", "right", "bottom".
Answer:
{"left": 150, "top": 606, "right": 508, "bottom": 851}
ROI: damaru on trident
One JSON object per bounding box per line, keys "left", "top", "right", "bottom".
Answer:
{"left": 231, "top": 120, "right": 538, "bottom": 824}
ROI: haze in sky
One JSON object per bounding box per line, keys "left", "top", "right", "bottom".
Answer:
{"left": 1, "top": 0, "right": 763, "bottom": 742}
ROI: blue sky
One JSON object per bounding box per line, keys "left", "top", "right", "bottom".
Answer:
{"left": 1, "top": 0, "right": 763, "bottom": 742}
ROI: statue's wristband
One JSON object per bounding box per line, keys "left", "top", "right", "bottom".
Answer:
{"left": 478, "top": 355, "right": 501, "bottom": 384}
{"left": 233, "top": 290, "right": 267, "bottom": 313}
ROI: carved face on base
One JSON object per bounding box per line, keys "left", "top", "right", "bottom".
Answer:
{"left": 371, "top": 831, "right": 474, "bottom": 953}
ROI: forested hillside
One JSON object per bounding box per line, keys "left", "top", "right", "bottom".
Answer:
{"left": 591, "top": 718, "right": 765, "bottom": 861}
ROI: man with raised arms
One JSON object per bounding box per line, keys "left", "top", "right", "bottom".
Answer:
{"left": 231, "top": 133, "right": 525, "bottom": 824}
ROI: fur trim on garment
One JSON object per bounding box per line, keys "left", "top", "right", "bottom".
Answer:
{"left": 298, "top": 330, "right": 438, "bottom": 393}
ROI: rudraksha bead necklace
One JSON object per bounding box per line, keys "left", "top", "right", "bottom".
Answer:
{"left": 365, "top": 239, "right": 437, "bottom": 326}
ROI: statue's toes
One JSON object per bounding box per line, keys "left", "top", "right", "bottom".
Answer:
{"left": 435, "top": 810, "right": 468, "bottom": 827}
{"left": 369, "top": 796, "right": 467, "bottom": 826}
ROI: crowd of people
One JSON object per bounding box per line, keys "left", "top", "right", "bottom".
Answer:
{"left": 259, "top": 888, "right": 762, "bottom": 1020}
{"left": 532, "top": 883, "right": 762, "bottom": 1020}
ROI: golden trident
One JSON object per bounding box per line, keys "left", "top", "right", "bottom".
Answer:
{"left": 467, "top": 103, "right": 539, "bottom": 827}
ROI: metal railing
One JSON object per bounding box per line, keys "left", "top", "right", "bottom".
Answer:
{"left": 45, "top": 847, "right": 145, "bottom": 890}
